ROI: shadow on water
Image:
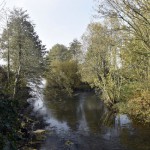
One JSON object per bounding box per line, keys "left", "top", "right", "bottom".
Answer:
{"left": 28, "top": 81, "right": 150, "bottom": 150}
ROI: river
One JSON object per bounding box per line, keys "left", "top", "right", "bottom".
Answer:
{"left": 27, "top": 80, "right": 150, "bottom": 150}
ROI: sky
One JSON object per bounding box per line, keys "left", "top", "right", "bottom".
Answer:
{"left": 5, "top": 0, "right": 94, "bottom": 50}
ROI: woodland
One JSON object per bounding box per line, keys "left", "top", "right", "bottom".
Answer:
{"left": 0, "top": 0, "right": 149, "bottom": 149}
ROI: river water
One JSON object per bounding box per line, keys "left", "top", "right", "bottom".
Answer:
{"left": 28, "top": 80, "right": 150, "bottom": 150}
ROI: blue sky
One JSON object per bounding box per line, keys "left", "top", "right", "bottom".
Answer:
{"left": 5, "top": 0, "right": 94, "bottom": 49}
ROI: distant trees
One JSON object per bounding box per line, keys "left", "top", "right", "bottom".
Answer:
{"left": 47, "top": 44, "right": 70, "bottom": 62}
{"left": 45, "top": 41, "right": 83, "bottom": 97}
{"left": 46, "top": 60, "right": 81, "bottom": 95}
{"left": 69, "top": 39, "right": 82, "bottom": 62}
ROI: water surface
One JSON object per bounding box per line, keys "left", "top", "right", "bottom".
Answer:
{"left": 28, "top": 81, "right": 150, "bottom": 150}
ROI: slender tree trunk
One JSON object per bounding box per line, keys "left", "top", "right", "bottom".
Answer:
{"left": 13, "top": 38, "right": 22, "bottom": 99}
{"left": 13, "top": 65, "right": 21, "bottom": 99}
{"left": 7, "top": 20, "right": 10, "bottom": 84}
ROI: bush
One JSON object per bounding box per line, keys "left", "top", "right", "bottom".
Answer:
{"left": 46, "top": 60, "right": 82, "bottom": 96}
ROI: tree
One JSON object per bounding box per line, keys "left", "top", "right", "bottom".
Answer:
{"left": 0, "top": 8, "right": 45, "bottom": 98}
{"left": 96, "top": 0, "right": 150, "bottom": 80}
{"left": 69, "top": 39, "right": 82, "bottom": 62}
{"left": 94, "top": 0, "right": 150, "bottom": 122}
{"left": 46, "top": 60, "right": 81, "bottom": 96}
{"left": 80, "top": 22, "right": 123, "bottom": 106}
{"left": 48, "top": 44, "right": 70, "bottom": 62}
{"left": 45, "top": 43, "right": 82, "bottom": 96}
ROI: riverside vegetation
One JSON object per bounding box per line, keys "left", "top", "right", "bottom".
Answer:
{"left": 0, "top": 8, "right": 46, "bottom": 149}
{"left": 45, "top": 0, "right": 150, "bottom": 124}
{"left": 0, "top": 0, "right": 150, "bottom": 149}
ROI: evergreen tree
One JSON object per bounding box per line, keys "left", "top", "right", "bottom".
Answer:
{"left": 0, "top": 8, "right": 46, "bottom": 98}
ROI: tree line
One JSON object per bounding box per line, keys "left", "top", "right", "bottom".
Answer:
{"left": 0, "top": 0, "right": 149, "bottom": 148}
{"left": 45, "top": 0, "right": 150, "bottom": 123}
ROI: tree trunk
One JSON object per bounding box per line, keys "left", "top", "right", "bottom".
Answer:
{"left": 13, "top": 38, "right": 22, "bottom": 99}
{"left": 7, "top": 20, "right": 10, "bottom": 84}
{"left": 13, "top": 65, "right": 21, "bottom": 99}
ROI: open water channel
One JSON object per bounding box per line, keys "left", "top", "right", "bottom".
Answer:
{"left": 27, "top": 80, "right": 150, "bottom": 150}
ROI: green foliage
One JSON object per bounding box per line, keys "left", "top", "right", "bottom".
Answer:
{"left": 0, "top": 8, "right": 45, "bottom": 78}
{"left": 0, "top": 67, "right": 30, "bottom": 149}
{"left": 47, "top": 44, "right": 71, "bottom": 62}
{"left": 0, "top": 98, "right": 19, "bottom": 150}
{"left": 0, "top": 8, "right": 46, "bottom": 148}
{"left": 45, "top": 42, "right": 86, "bottom": 98}
{"left": 88, "top": 0, "right": 150, "bottom": 123}
{"left": 117, "top": 81, "right": 150, "bottom": 123}
{"left": 80, "top": 23, "right": 123, "bottom": 107}
{"left": 69, "top": 39, "right": 82, "bottom": 62}
{"left": 46, "top": 60, "right": 81, "bottom": 96}
{"left": 127, "top": 91, "right": 150, "bottom": 123}
{"left": 0, "top": 8, "right": 46, "bottom": 99}
{"left": 0, "top": 67, "right": 7, "bottom": 91}
{"left": 0, "top": 66, "right": 42, "bottom": 149}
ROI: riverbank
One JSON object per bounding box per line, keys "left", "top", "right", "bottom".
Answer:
{"left": 17, "top": 81, "right": 48, "bottom": 150}
{"left": 0, "top": 83, "right": 47, "bottom": 149}
{"left": 1, "top": 74, "right": 150, "bottom": 150}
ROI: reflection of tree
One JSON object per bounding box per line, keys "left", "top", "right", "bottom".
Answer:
{"left": 84, "top": 94, "right": 104, "bottom": 133}
{"left": 45, "top": 90, "right": 117, "bottom": 133}
{"left": 84, "top": 93, "right": 116, "bottom": 133}
{"left": 44, "top": 89, "right": 150, "bottom": 150}
{"left": 100, "top": 111, "right": 115, "bottom": 127}
{"left": 45, "top": 88, "right": 69, "bottom": 101}
{"left": 120, "top": 124, "right": 150, "bottom": 150}
{"left": 45, "top": 89, "right": 78, "bottom": 130}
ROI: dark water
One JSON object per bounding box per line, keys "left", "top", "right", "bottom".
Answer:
{"left": 28, "top": 81, "right": 150, "bottom": 150}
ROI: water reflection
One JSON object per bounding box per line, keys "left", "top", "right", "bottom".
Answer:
{"left": 46, "top": 91, "right": 112, "bottom": 133}
{"left": 28, "top": 83, "right": 150, "bottom": 150}
{"left": 46, "top": 91, "right": 128, "bottom": 131}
